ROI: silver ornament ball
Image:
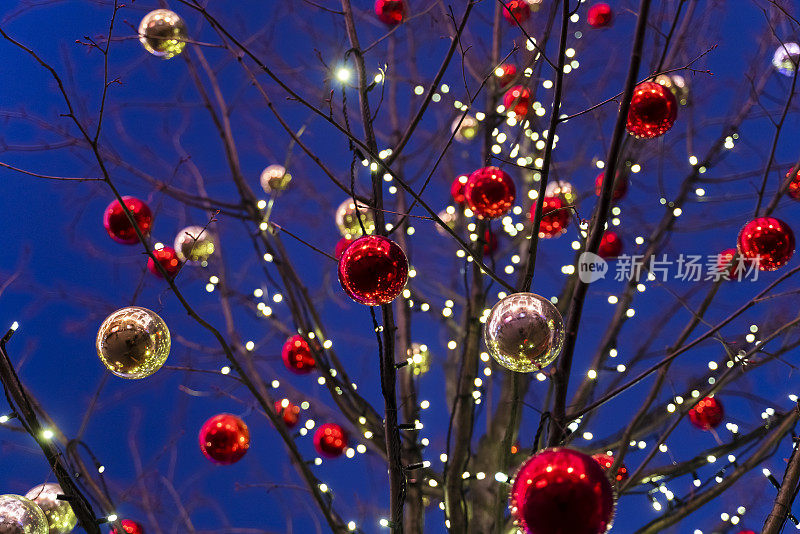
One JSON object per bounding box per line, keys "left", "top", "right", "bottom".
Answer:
{"left": 96, "top": 306, "right": 171, "bottom": 379}
{"left": 335, "top": 199, "right": 375, "bottom": 239}
{"left": 435, "top": 208, "right": 458, "bottom": 237}
{"left": 174, "top": 225, "right": 216, "bottom": 263}
{"left": 260, "top": 164, "right": 292, "bottom": 194}
{"left": 452, "top": 115, "right": 479, "bottom": 143}
{"left": 0, "top": 495, "right": 48, "bottom": 534}
{"left": 544, "top": 180, "right": 577, "bottom": 206}
{"left": 773, "top": 43, "right": 800, "bottom": 77}
{"left": 24, "top": 484, "right": 77, "bottom": 534}
{"left": 138, "top": 9, "right": 188, "bottom": 59}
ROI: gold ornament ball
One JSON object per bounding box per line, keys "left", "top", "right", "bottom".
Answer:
{"left": 0, "top": 494, "right": 48, "bottom": 534}
{"left": 544, "top": 180, "right": 577, "bottom": 206}
{"left": 138, "top": 9, "right": 188, "bottom": 59}
{"left": 452, "top": 115, "right": 479, "bottom": 143}
{"left": 260, "top": 164, "right": 292, "bottom": 194}
{"left": 174, "top": 225, "right": 216, "bottom": 263}
{"left": 335, "top": 199, "right": 375, "bottom": 239}
{"left": 407, "top": 343, "right": 431, "bottom": 375}
{"left": 24, "top": 484, "right": 77, "bottom": 534}
{"left": 96, "top": 307, "right": 170, "bottom": 379}
{"left": 655, "top": 73, "right": 689, "bottom": 106}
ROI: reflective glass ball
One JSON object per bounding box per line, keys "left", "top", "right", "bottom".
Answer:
{"left": 174, "top": 225, "right": 216, "bottom": 263}
{"left": 465, "top": 166, "right": 516, "bottom": 219}
{"left": 0, "top": 494, "right": 48, "bottom": 534}
{"left": 374, "top": 0, "right": 404, "bottom": 25}
{"left": 532, "top": 196, "right": 570, "bottom": 238}
{"left": 587, "top": 3, "right": 613, "bottom": 28}
{"left": 597, "top": 231, "right": 622, "bottom": 259}
{"left": 737, "top": 217, "right": 795, "bottom": 271}
{"left": 787, "top": 168, "right": 800, "bottom": 200}
{"left": 199, "top": 413, "right": 250, "bottom": 465}
{"left": 544, "top": 180, "right": 577, "bottom": 206}
{"left": 594, "top": 172, "right": 627, "bottom": 201}
{"left": 138, "top": 9, "right": 188, "bottom": 59}
{"left": 281, "top": 335, "right": 316, "bottom": 374}
{"left": 103, "top": 196, "right": 153, "bottom": 245}
{"left": 717, "top": 248, "right": 752, "bottom": 280}
{"left": 495, "top": 63, "right": 517, "bottom": 89}
{"left": 452, "top": 115, "right": 479, "bottom": 143}
{"left": 147, "top": 246, "right": 181, "bottom": 278}
{"left": 626, "top": 81, "right": 677, "bottom": 139}
{"left": 111, "top": 519, "right": 144, "bottom": 534}
{"left": 451, "top": 174, "right": 469, "bottom": 204}
{"left": 688, "top": 397, "right": 724, "bottom": 430}
{"left": 773, "top": 42, "right": 800, "bottom": 77}
{"left": 260, "top": 164, "right": 292, "bottom": 194}
{"left": 435, "top": 209, "right": 458, "bottom": 236}
{"left": 96, "top": 307, "right": 170, "bottom": 379}
{"left": 335, "top": 199, "right": 375, "bottom": 239}
{"left": 655, "top": 73, "right": 690, "bottom": 106}
{"left": 275, "top": 399, "right": 301, "bottom": 428}
{"left": 592, "top": 453, "right": 628, "bottom": 482}
{"left": 338, "top": 235, "right": 408, "bottom": 306}
{"left": 313, "top": 423, "right": 348, "bottom": 458}
{"left": 503, "top": 85, "right": 531, "bottom": 117}
{"left": 334, "top": 238, "right": 355, "bottom": 260}
{"left": 502, "top": 0, "right": 532, "bottom": 24}
{"left": 484, "top": 293, "right": 565, "bottom": 373}
{"left": 24, "top": 484, "right": 77, "bottom": 534}
{"left": 510, "top": 448, "right": 615, "bottom": 534}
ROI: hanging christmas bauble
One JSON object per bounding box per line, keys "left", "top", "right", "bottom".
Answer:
{"left": 138, "top": 9, "right": 188, "bottom": 59}
{"left": 436, "top": 209, "right": 458, "bottom": 236}
{"left": 147, "top": 246, "right": 181, "bottom": 278}
{"left": 484, "top": 292, "right": 565, "bottom": 373}
{"left": 688, "top": 396, "right": 724, "bottom": 430}
{"left": 717, "top": 248, "right": 752, "bottom": 280}
{"left": 407, "top": 342, "right": 431, "bottom": 375}
{"left": 587, "top": 3, "right": 613, "bottom": 28}
{"left": 451, "top": 174, "right": 469, "bottom": 204}
{"left": 338, "top": 235, "right": 408, "bottom": 305}
{"left": 495, "top": 64, "right": 518, "bottom": 89}
{"left": 281, "top": 335, "right": 316, "bottom": 374}
{"left": 483, "top": 229, "right": 498, "bottom": 256}
{"left": 786, "top": 168, "right": 800, "bottom": 200}
{"left": 772, "top": 43, "right": 800, "bottom": 77}
{"left": 260, "top": 164, "right": 292, "bottom": 194}
{"left": 375, "top": 0, "right": 404, "bottom": 25}
{"left": 0, "top": 494, "right": 48, "bottom": 534}
{"left": 737, "top": 217, "right": 795, "bottom": 271}
{"left": 510, "top": 448, "right": 615, "bottom": 534}
{"left": 597, "top": 231, "right": 622, "bottom": 259}
{"left": 626, "top": 81, "right": 678, "bottom": 139}
{"left": 111, "top": 519, "right": 145, "bottom": 534}
{"left": 335, "top": 199, "right": 375, "bottom": 239}
{"left": 532, "top": 196, "right": 570, "bottom": 238}
{"left": 503, "top": 0, "right": 532, "bottom": 24}
{"left": 594, "top": 172, "right": 628, "bottom": 201}
{"left": 545, "top": 180, "right": 577, "bottom": 206}
{"left": 274, "top": 399, "right": 301, "bottom": 428}
{"left": 174, "top": 225, "right": 216, "bottom": 263}
{"left": 96, "top": 307, "right": 170, "bottom": 379}
{"left": 199, "top": 413, "right": 250, "bottom": 464}
{"left": 452, "top": 115, "right": 479, "bottom": 143}
{"left": 103, "top": 196, "right": 153, "bottom": 245}
{"left": 503, "top": 85, "right": 531, "bottom": 117}
{"left": 24, "top": 484, "right": 77, "bottom": 534}
{"left": 737, "top": 530, "right": 757, "bottom": 534}
{"left": 591, "top": 453, "right": 628, "bottom": 482}
{"left": 464, "top": 167, "right": 516, "bottom": 219}
{"left": 313, "top": 423, "right": 348, "bottom": 458}
{"left": 335, "top": 238, "right": 355, "bottom": 260}
{"left": 655, "top": 73, "right": 690, "bottom": 106}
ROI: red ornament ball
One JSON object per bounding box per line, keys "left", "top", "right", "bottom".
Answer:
{"left": 587, "top": 3, "right": 613, "bottom": 28}
{"left": 199, "top": 413, "right": 250, "bottom": 464}
{"left": 147, "top": 246, "right": 181, "bottom": 278}
{"left": 510, "top": 448, "right": 615, "bottom": 534}
{"left": 313, "top": 423, "right": 348, "bottom": 458}
{"left": 282, "top": 335, "right": 316, "bottom": 374}
{"left": 374, "top": 0, "right": 404, "bottom": 25}
{"left": 103, "top": 196, "right": 153, "bottom": 245}
{"left": 464, "top": 167, "right": 516, "bottom": 219}
{"left": 737, "top": 531, "right": 757, "bottom": 534}
{"left": 737, "top": 217, "right": 795, "bottom": 271}
{"left": 483, "top": 229, "right": 498, "bottom": 256}
{"left": 496, "top": 63, "right": 518, "bottom": 88}
{"left": 787, "top": 168, "right": 800, "bottom": 200}
{"left": 688, "top": 396, "right": 724, "bottom": 430}
{"left": 274, "top": 399, "right": 301, "bottom": 428}
{"left": 598, "top": 231, "right": 622, "bottom": 259}
{"left": 592, "top": 453, "right": 628, "bottom": 482}
{"left": 334, "top": 238, "right": 355, "bottom": 260}
{"left": 503, "top": 0, "right": 531, "bottom": 25}
{"left": 594, "top": 172, "right": 628, "bottom": 201}
{"left": 451, "top": 174, "right": 469, "bottom": 204}
{"left": 626, "top": 82, "right": 678, "bottom": 139}
{"left": 338, "top": 235, "right": 408, "bottom": 306}
{"left": 717, "top": 248, "right": 752, "bottom": 279}
{"left": 503, "top": 85, "right": 531, "bottom": 117}
{"left": 111, "top": 520, "right": 144, "bottom": 534}
{"left": 532, "top": 196, "right": 570, "bottom": 238}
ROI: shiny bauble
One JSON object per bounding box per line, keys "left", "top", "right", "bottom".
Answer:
{"left": 503, "top": 85, "right": 531, "bottom": 117}
{"left": 484, "top": 292, "right": 565, "bottom": 373}
{"left": 451, "top": 174, "right": 469, "bottom": 204}
{"left": 111, "top": 519, "right": 144, "bottom": 534}
{"left": 199, "top": 413, "right": 250, "bottom": 464}
{"left": 0, "top": 495, "right": 48, "bottom": 534}
{"left": 375, "top": 0, "right": 404, "bottom": 25}
{"left": 147, "top": 246, "right": 181, "bottom": 278}
{"left": 592, "top": 453, "right": 628, "bottom": 482}
{"left": 138, "top": 9, "right": 187, "bottom": 59}
{"left": 103, "top": 196, "right": 153, "bottom": 245}
{"left": 655, "top": 73, "right": 689, "bottom": 106}
{"left": 24, "top": 484, "right": 77, "bottom": 534}
{"left": 407, "top": 343, "right": 431, "bottom": 375}
{"left": 688, "top": 396, "right": 724, "bottom": 430}
{"left": 483, "top": 229, "right": 498, "bottom": 256}
{"left": 532, "top": 196, "right": 570, "bottom": 238}
{"left": 452, "top": 115, "right": 479, "bottom": 143}
{"left": 587, "top": 3, "right": 613, "bottom": 28}
{"left": 96, "top": 307, "right": 170, "bottom": 379}
{"left": 338, "top": 235, "right": 408, "bottom": 305}
{"left": 259, "top": 164, "right": 292, "bottom": 194}
{"left": 737, "top": 217, "right": 795, "bottom": 271}
{"left": 787, "top": 168, "right": 800, "bottom": 200}
{"left": 626, "top": 81, "right": 678, "bottom": 139}
{"left": 495, "top": 64, "right": 517, "bottom": 89}
{"left": 503, "top": 0, "right": 531, "bottom": 24}
{"left": 598, "top": 231, "right": 622, "bottom": 259}
{"left": 313, "top": 423, "right": 348, "bottom": 458}
{"left": 174, "top": 225, "right": 216, "bottom": 263}
{"left": 545, "top": 180, "right": 577, "bottom": 206}
{"left": 436, "top": 209, "right": 458, "bottom": 236}
{"left": 464, "top": 166, "right": 516, "bottom": 219}
{"left": 773, "top": 43, "right": 800, "bottom": 77}
{"left": 594, "top": 172, "right": 628, "bottom": 201}
{"left": 510, "top": 448, "right": 615, "bottom": 534}
{"left": 334, "top": 238, "right": 355, "bottom": 260}
{"left": 717, "top": 248, "right": 751, "bottom": 280}
{"left": 281, "top": 335, "right": 316, "bottom": 374}
{"left": 274, "top": 399, "right": 301, "bottom": 428}
{"left": 335, "top": 199, "right": 375, "bottom": 239}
